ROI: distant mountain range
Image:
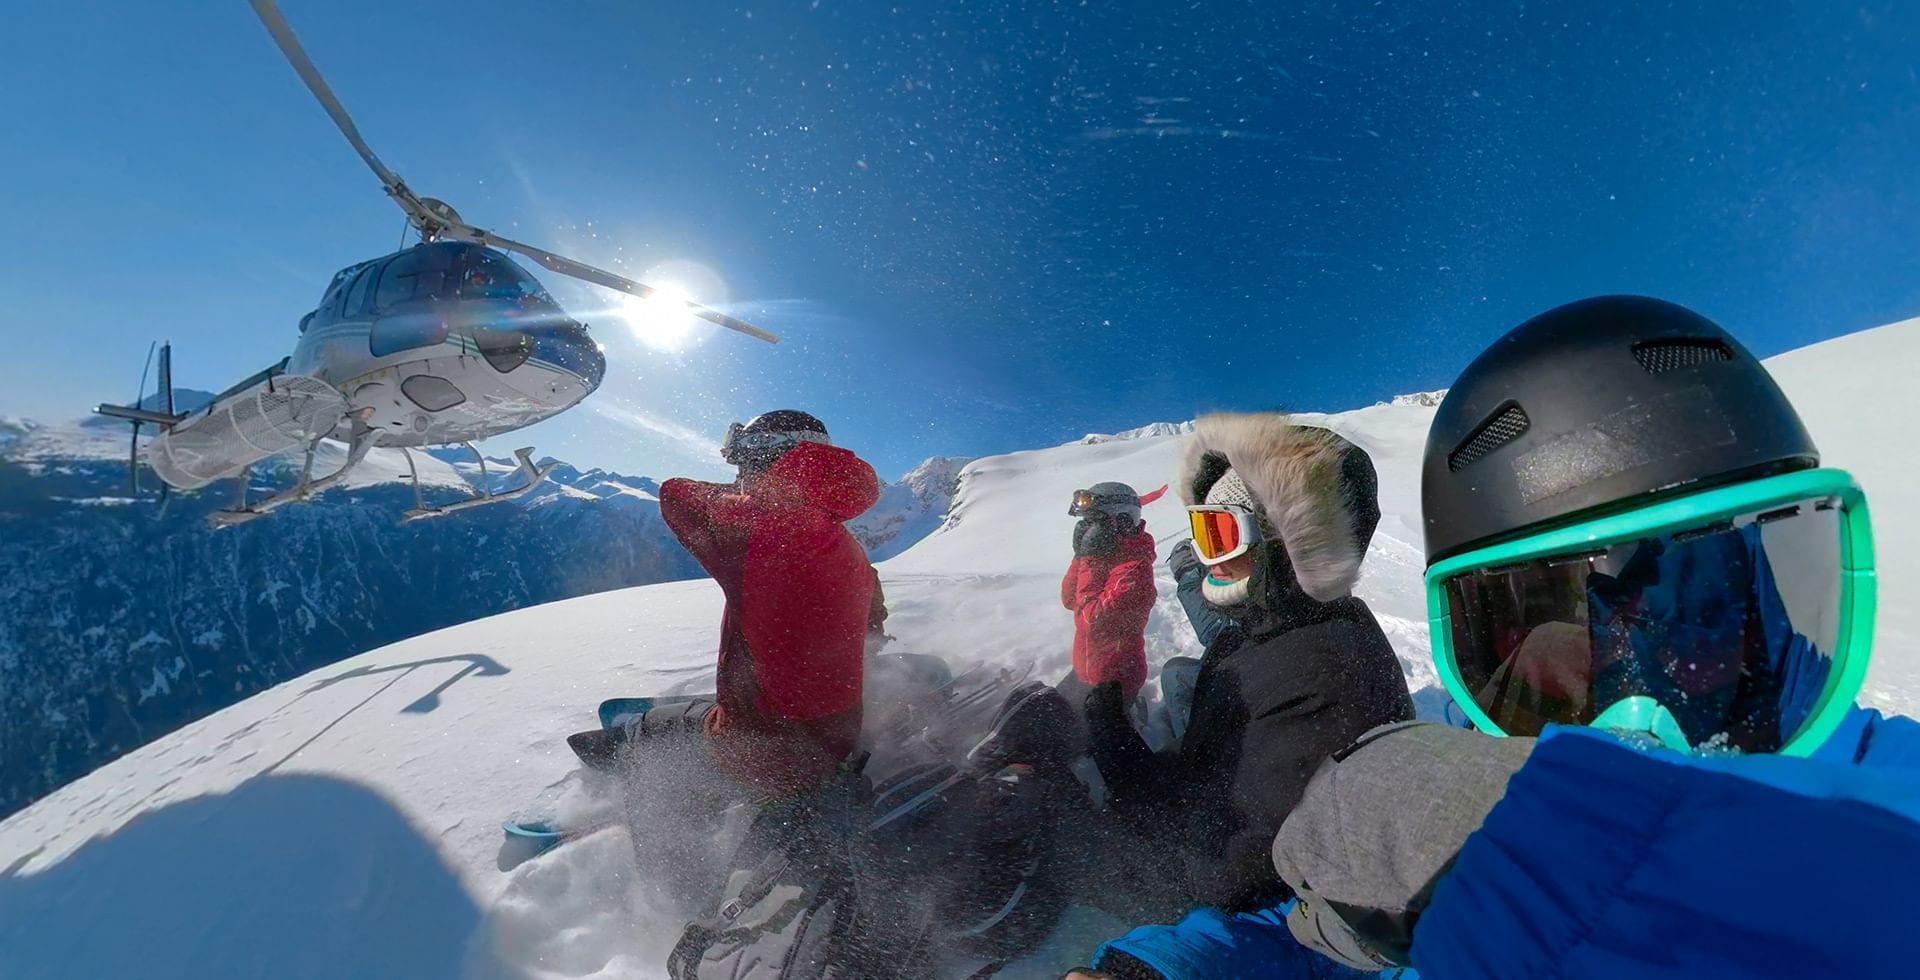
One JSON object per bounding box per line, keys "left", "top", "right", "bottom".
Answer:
{"left": 0, "top": 406, "right": 964, "bottom": 817}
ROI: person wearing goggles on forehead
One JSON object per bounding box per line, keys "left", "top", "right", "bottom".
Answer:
{"left": 1059, "top": 482, "right": 1164, "bottom": 709}
{"left": 1269, "top": 296, "right": 1920, "bottom": 979}
{"left": 568, "top": 409, "right": 881, "bottom": 799}
{"left": 1070, "top": 414, "right": 1415, "bottom": 980}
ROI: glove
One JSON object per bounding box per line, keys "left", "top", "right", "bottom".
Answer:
{"left": 1271, "top": 721, "right": 1534, "bottom": 970}
{"left": 1074, "top": 516, "right": 1120, "bottom": 558}
{"left": 1166, "top": 540, "right": 1202, "bottom": 581}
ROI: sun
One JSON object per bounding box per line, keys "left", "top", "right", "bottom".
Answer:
{"left": 619, "top": 283, "right": 699, "bottom": 350}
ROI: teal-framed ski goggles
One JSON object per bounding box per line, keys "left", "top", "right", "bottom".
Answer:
{"left": 1425, "top": 468, "right": 1875, "bottom": 756}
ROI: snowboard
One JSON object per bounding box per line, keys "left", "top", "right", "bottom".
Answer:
{"left": 598, "top": 693, "right": 708, "bottom": 731}
{"left": 504, "top": 655, "right": 1036, "bottom": 866}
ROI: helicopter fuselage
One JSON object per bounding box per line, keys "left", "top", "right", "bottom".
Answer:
{"left": 290, "top": 241, "right": 606, "bottom": 448}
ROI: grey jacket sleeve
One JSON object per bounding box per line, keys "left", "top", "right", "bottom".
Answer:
{"left": 1271, "top": 721, "right": 1535, "bottom": 970}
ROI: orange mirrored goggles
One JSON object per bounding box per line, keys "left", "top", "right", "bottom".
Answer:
{"left": 1187, "top": 505, "right": 1262, "bottom": 564}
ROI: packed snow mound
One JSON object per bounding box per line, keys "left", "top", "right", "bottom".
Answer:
{"left": 3, "top": 316, "right": 1918, "bottom": 979}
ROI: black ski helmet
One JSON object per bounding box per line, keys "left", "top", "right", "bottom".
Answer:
{"left": 1422, "top": 295, "right": 1819, "bottom": 564}
{"left": 1069, "top": 481, "right": 1143, "bottom": 522}
{"left": 742, "top": 409, "right": 828, "bottom": 440}
{"left": 724, "top": 409, "right": 831, "bottom": 470}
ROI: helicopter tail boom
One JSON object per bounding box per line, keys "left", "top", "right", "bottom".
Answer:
{"left": 149, "top": 373, "right": 348, "bottom": 491}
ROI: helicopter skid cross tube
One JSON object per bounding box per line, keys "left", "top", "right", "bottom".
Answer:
{"left": 208, "top": 418, "right": 380, "bottom": 528}
{"left": 402, "top": 447, "right": 553, "bottom": 522}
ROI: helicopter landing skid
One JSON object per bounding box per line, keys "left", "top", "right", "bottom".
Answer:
{"left": 209, "top": 420, "right": 378, "bottom": 528}
{"left": 401, "top": 445, "right": 552, "bottom": 522}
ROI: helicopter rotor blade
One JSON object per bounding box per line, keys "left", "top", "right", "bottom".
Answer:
{"left": 475, "top": 231, "right": 779, "bottom": 344}
{"left": 248, "top": 0, "right": 427, "bottom": 222}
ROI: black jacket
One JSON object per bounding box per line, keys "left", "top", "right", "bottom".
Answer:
{"left": 1087, "top": 591, "right": 1415, "bottom": 912}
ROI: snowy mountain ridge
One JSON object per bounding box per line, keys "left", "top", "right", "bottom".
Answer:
{"left": 1074, "top": 420, "right": 1194, "bottom": 445}
{"left": 1382, "top": 389, "right": 1447, "bottom": 407}
{"left": 2, "top": 316, "right": 1917, "bottom": 978}
{"left": 0, "top": 409, "right": 967, "bottom": 820}
{"left": 848, "top": 455, "right": 975, "bottom": 561}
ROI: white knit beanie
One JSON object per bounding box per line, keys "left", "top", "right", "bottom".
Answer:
{"left": 1199, "top": 467, "right": 1262, "bottom": 607}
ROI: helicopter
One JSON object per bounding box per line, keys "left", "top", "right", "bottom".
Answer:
{"left": 95, "top": 0, "right": 776, "bottom": 527}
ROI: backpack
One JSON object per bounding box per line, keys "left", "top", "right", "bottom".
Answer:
{"left": 858, "top": 682, "right": 1082, "bottom": 967}
{"left": 667, "top": 767, "right": 933, "bottom": 980}
{"left": 667, "top": 683, "right": 1081, "bottom": 979}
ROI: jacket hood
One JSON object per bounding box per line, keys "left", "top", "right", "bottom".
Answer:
{"left": 1176, "top": 412, "right": 1381, "bottom": 603}
{"left": 752, "top": 441, "right": 880, "bottom": 521}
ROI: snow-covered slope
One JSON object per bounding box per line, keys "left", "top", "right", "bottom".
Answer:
{"left": 0, "top": 408, "right": 965, "bottom": 820}
{"left": 0, "top": 431, "right": 697, "bottom": 820}
{"left": 1759, "top": 316, "right": 1920, "bottom": 711}
{"left": 2, "top": 317, "right": 1917, "bottom": 979}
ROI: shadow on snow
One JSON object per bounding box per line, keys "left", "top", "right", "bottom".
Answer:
{"left": 0, "top": 772, "right": 511, "bottom": 979}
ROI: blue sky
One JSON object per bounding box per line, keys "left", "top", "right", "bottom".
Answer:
{"left": 2, "top": 2, "right": 1916, "bottom": 481}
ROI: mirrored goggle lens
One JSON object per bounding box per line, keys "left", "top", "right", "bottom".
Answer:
{"left": 1069, "top": 490, "right": 1098, "bottom": 516}
{"left": 1188, "top": 508, "right": 1245, "bottom": 561}
{"left": 1440, "top": 499, "right": 1847, "bottom": 752}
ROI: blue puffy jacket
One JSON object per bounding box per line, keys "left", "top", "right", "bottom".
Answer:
{"left": 1170, "top": 546, "right": 1234, "bottom": 650}
{"left": 1410, "top": 708, "right": 1920, "bottom": 980}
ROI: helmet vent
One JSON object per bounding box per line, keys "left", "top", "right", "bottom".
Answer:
{"left": 1448, "top": 403, "right": 1530, "bottom": 472}
{"left": 1632, "top": 339, "right": 1732, "bottom": 375}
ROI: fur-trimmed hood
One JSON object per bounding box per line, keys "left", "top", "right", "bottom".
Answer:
{"left": 1176, "top": 412, "right": 1381, "bottom": 602}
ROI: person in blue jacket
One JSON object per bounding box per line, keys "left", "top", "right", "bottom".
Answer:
{"left": 1263, "top": 295, "right": 1920, "bottom": 979}
{"left": 1166, "top": 539, "right": 1234, "bottom": 650}
{"left": 1075, "top": 295, "right": 1920, "bottom": 979}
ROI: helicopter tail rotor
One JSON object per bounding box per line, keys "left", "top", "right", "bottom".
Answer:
{"left": 97, "top": 341, "right": 188, "bottom": 494}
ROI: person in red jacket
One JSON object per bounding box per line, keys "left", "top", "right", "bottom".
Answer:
{"left": 1058, "top": 482, "right": 1163, "bottom": 710}
{"left": 570, "top": 409, "right": 880, "bottom": 798}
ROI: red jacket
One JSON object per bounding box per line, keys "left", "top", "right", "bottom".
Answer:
{"left": 660, "top": 441, "right": 880, "bottom": 796}
{"left": 1061, "top": 530, "right": 1157, "bottom": 698}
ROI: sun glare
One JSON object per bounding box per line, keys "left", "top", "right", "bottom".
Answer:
{"left": 620, "top": 284, "right": 699, "bottom": 350}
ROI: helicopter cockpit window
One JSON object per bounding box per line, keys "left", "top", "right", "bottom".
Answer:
{"left": 374, "top": 254, "right": 422, "bottom": 311}
{"left": 458, "top": 251, "right": 547, "bottom": 303}
{"left": 375, "top": 247, "right": 456, "bottom": 311}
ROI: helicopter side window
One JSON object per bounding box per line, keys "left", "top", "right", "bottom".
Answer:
{"left": 320, "top": 267, "right": 353, "bottom": 306}
{"left": 342, "top": 265, "right": 375, "bottom": 317}
{"left": 375, "top": 253, "right": 424, "bottom": 311}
